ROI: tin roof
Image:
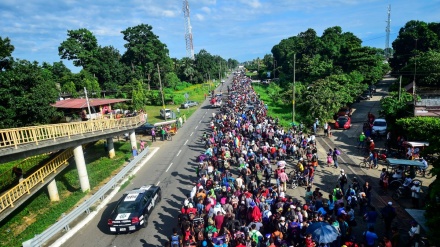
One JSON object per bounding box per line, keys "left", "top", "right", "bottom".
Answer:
{"left": 52, "top": 98, "right": 129, "bottom": 109}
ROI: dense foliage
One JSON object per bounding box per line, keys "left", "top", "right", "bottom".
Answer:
{"left": 390, "top": 20, "right": 440, "bottom": 87}
{"left": 249, "top": 26, "right": 388, "bottom": 124}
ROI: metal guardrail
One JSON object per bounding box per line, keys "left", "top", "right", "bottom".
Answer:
{"left": 22, "top": 147, "right": 149, "bottom": 247}
{"left": 0, "top": 114, "right": 145, "bottom": 149}
{"left": 0, "top": 153, "right": 51, "bottom": 190}
{"left": 0, "top": 148, "right": 77, "bottom": 214}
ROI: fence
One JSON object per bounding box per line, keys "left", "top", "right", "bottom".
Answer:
{"left": 22, "top": 147, "right": 149, "bottom": 247}
{"left": 0, "top": 114, "right": 144, "bottom": 149}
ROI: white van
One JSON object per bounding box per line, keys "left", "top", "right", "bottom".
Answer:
{"left": 160, "top": 108, "right": 171, "bottom": 119}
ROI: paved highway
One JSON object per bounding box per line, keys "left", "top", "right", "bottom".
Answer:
{"left": 61, "top": 84, "right": 228, "bottom": 247}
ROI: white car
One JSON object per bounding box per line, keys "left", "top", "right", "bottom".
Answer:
{"left": 372, "top": 118, "right": 387, "bottom": 135}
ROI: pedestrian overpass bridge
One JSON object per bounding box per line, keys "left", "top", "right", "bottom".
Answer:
{"left": 0, "top": 115, "right": 145, "bottom": 221}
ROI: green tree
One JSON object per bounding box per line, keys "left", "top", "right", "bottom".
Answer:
{"left": 121, "top": 24, "right": 170, "bottom": 89}
{"left": 131, "top": 79, "right": 146, "bottom": 111}
{"left": 0, "top": 59, "right": 62, "bottom": 128}
{"left": 400, "top": 50, "right": 440, "bottom": 87}
{"left": 58, "top": 28, "right": 99, "bottom": 69}
{"left": 164, "top": 72, "right": 180, "bottom": 89}
{"left": 62, "top": 81, "right": 79, "bottom": 97}
{"left": 0, "top": 36, "right": 14, "bottom": 71}
{"left": 390, "top": 20, "right": 440, "bottom": 73}
{"left": 380, "top": 90, "right": 415, "bottom": 122}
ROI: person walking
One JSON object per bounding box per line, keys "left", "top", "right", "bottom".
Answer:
{"left": 358, "top": 132, "right": 366, "bottom": 149}
{"left": 380, "top": 202, "right": 396, "bottom": 237}
{"left": 326, "top": 149, "right": 333, "bottom": 167}
{"left": 337, "top": 169, "right": 348, "bottom": 192}
{"left": 411, "top": 181, "right": 421, "bottom": 208}
{"left": 151, "top": 128, "right": 156, "bottom": 142}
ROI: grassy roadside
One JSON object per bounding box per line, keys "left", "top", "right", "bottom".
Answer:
{"left": 145, "top": 83, "right": 211, "bottom": 124}
{"left": 252, "top": 83, "right": 295, "bottom": 128}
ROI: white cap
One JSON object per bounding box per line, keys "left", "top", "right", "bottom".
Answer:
{"left": 388, "top": 201, "right": 392, "bottom": 206}
{"left": 280, "top": 216, "right": 285, "bottom": 221}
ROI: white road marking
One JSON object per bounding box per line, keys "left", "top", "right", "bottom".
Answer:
{"left": 176, "top": 150, "right": 182, "bottom": 157}
{"left": 184, "top": 140, "right": 188, "bottom": 145}
{"left": 166, "top": 163, "right": 173, "bottom": 173}
{"left": 195, "top": 125, "right": 198, "bottom": 129}
{"left": 156, "top": 181, "right": 161, "bottom": 186}
{"left": 190, "top": 132, "right": 194, "bottom": 136}
{"left": 199, "top": 120, "right": 202, "bottom": 123}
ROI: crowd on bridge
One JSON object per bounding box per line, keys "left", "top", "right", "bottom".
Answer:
{"left": 169, "top": 72, "right": 415, "bottom": 247}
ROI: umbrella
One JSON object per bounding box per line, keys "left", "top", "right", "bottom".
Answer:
{"left": 305, "top": 222, "right": 340, "bottom": 244}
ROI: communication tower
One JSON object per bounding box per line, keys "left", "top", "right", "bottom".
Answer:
{"left": 183, "top": 0, "right": 195, "bottom": 60}
{"left": 385, "top": 5, "right": 391, "bottom": 59}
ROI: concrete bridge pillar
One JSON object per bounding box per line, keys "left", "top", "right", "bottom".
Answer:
{"left": 129, "top": 131, "right": 137, "bottom": 151}
{"left": 47, "top": 179, "right": 59, "bottom": 201}
{"left": 107, "top": 138, "right": 115, "bottom": 158}
{"left": 73, "top": 145, "right": 90, "bottom": 192}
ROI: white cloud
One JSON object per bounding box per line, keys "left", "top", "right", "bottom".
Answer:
{"left": 200, "top": 6, "right": 211, "bottom": 14}
{"left": 162, "top": 10, "right": 177, "bottom": 17}
{"left": 239, "top": 0, "right": 262, "bottom": 8}
{"left": 195, "top": 13, "right": 205, "bottom": 21}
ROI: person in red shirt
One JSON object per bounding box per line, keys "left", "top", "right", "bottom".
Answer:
{"left": 305, "top": 233, "right": 316, "bottom": 247}
{"left": 214, "top": 211, "right": 225, "bottom": 231}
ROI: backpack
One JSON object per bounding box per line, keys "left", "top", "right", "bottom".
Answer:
{"left": 350, "top": 196, "right": 358, "bottom": 207}
{"left": 171, "top": 235, "right": 180, "bottom": 247}
{"left": 336, "top": 149, "right": 341, "bottom": 155}
{"left": 334, "top": 188, "right": 343, "bottom": 199}
{"left": 251, "top": 230, "right": 259, "bottom": 244}
{"left": 341, "top": 174, "right": 347, "bottom": 183}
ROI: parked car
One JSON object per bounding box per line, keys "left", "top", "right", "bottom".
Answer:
{"left": 334, "top": 116, "right": 351, "bottom": 129}
{"left": 372, "top": 118, "right": 387, "bottom": 135}
{"left": 180, "top": 101, "right": 198, "bottom": 109}
{"left": 160, "top": 108, "right": 171, "bottom": 119}
{"left": 107, "top": 185, "right": 161, "bottom": 233}
{"left": 334, "top": 106, "right": 352, "bottom": 120}
{"left": 135, "top": 123, "right": 155, "bottom": 135}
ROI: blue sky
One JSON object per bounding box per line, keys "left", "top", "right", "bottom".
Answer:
{"left": 1, "top": 0, "right": 439, "bottom": 72}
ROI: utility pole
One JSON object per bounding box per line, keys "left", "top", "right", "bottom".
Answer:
{"left": 385, "top": 5, "right": 391, "bottom": 59}
{"left": 398, "top": 75, "right": 402, "bottom": 102}
{"left": 157, "top": 64, "right": 165, "bottom": 110}
{"left": 292, "top": 54, "right": 296, "bottom": 123}
{"left": 84, "top": 87, "right": 92, "bottom": 120}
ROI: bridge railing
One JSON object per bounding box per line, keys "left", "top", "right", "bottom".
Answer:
{"left": 0, "top": 147, "right": 78, "bottom": 214}
{"left": 0, "top": 153, "right": 51, "bottom": 191}
{"left": 0, "top": 114, "right": 145, "bottom": 149}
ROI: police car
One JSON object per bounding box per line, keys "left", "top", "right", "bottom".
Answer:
{"left": 107, "top": 185, "right": 161, "bottom": 233}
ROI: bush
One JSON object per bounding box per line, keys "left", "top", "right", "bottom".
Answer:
{"left": 175, "top": 81, "right": 192, "bottom": 91}
{"left": 173, "top": 94, "right": 185, "bottom": 105}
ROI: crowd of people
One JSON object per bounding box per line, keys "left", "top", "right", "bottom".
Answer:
{"left": 169, "top": 73, "right": 417, "bottom": 247}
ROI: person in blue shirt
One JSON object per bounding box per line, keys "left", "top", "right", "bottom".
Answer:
{"left": 364, "top": 226, "right": 378, "bottom": 247}
{"left": 364, "top": 206, "right": 378, "bottom": 230}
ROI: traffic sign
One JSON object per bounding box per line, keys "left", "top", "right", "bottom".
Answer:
{"left": 184, "top": 93, "right": 189, "bottom": 99}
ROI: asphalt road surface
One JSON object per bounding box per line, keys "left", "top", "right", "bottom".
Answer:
{"left": 61, "top": 82, "right": 230, "bottom": 247}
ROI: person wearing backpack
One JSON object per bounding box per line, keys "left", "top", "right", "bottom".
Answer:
{"left": 249, "top": 223, "right": 263, "bottom": 246}
{"left": 337, "top": 169, "right": 348, "bottom": 191}
{"left": 169, "top": 228, "right": 181, "bottom": 247}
